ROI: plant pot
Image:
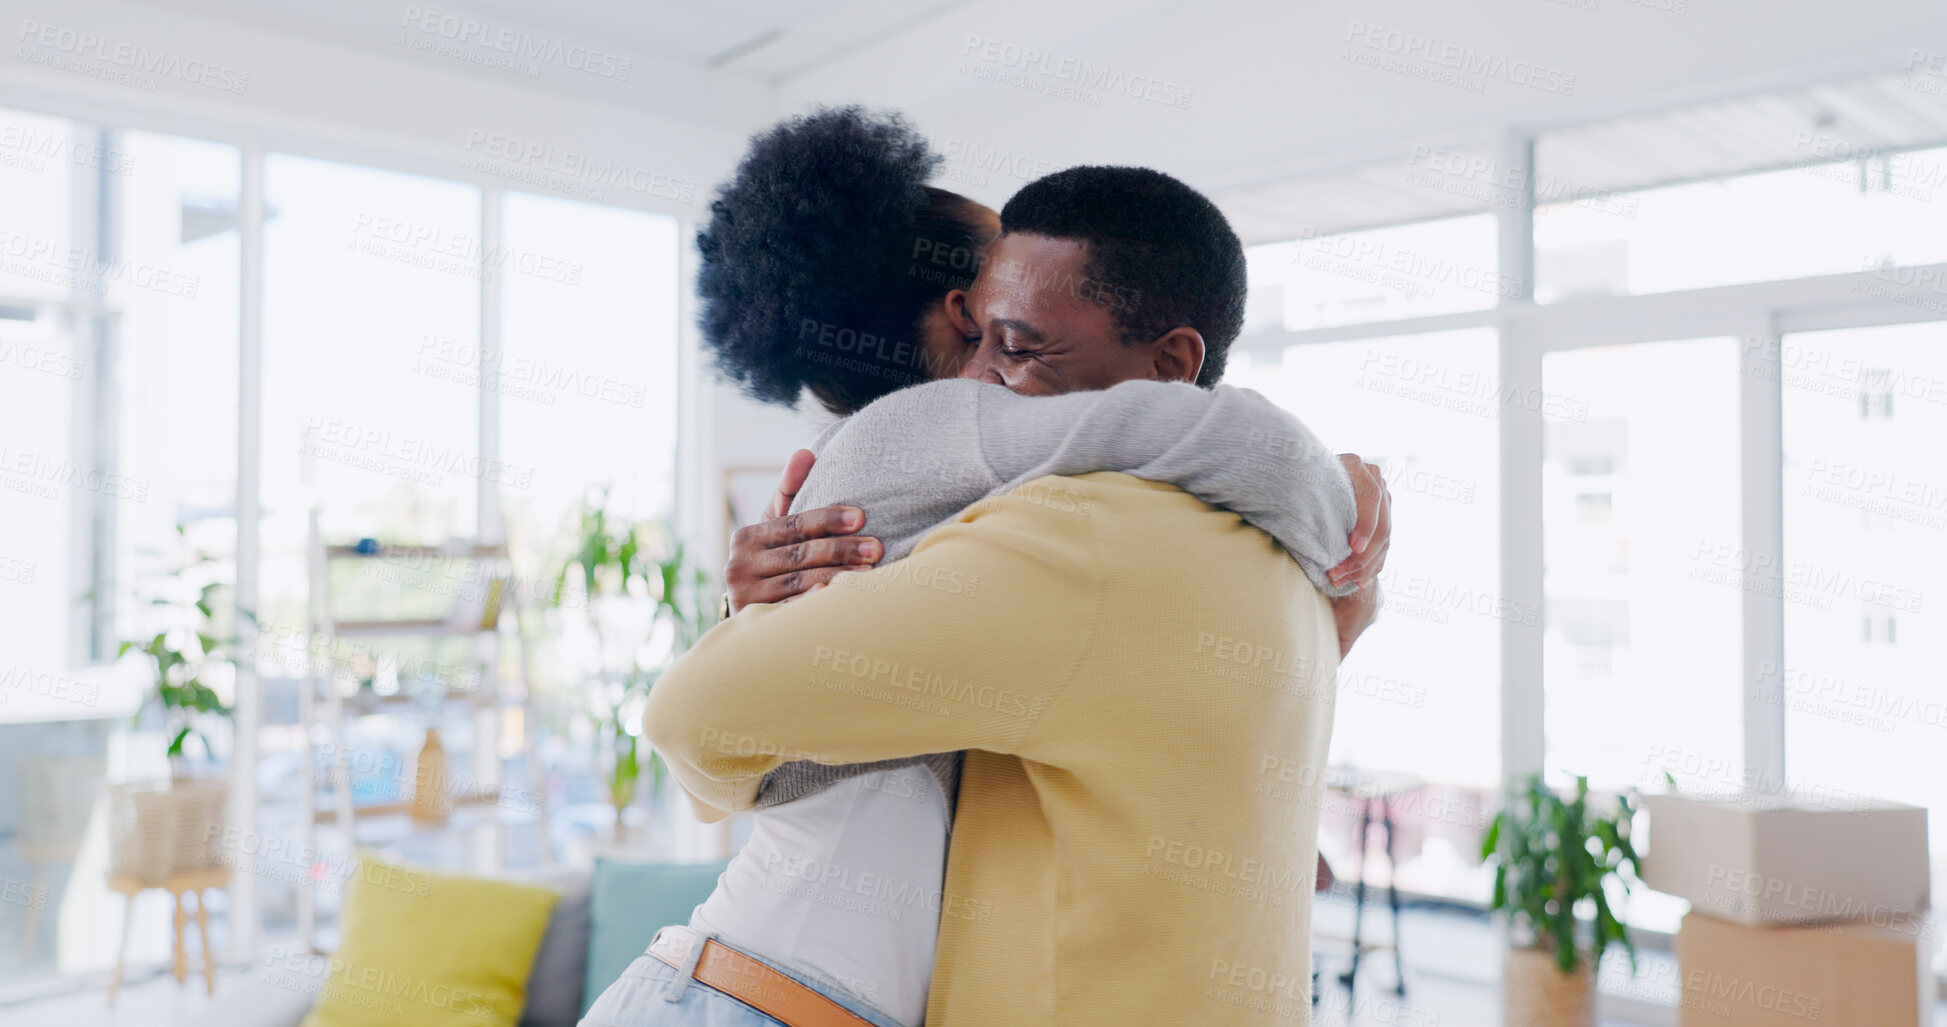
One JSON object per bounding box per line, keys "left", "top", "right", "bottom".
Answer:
{"left": 1502, "top": 946, "right": 1594, "bottom": 1027}
{"left": 106, "top": 779, "right": 230, "bottom": 886}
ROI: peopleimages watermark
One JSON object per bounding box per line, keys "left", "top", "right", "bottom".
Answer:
{"left": 1753, "top": 659, "right": 1947, "bottom": 736}
{"left": 298, "top": 417, "right": 535, "bottom": 491}
{"left": 311, "top": 742, "right": 544, "bottom": 817}
{"left": 0, "top": 229, "right": 201, "bottom": 300}
{"left": 1701, "top": 864, "right": 1932, "bottom": 938}
{"left": 1904, "top": 49, "right": 1947, "bottom": 99}
{"left": 397, "top": 6, "right": 631, "bottom": 81}
{"left": 808, "top": 644, "right": 1050, "bottom": 723}
{"left": 0, "top": 444, "right": 150, "bottom": 503}
{"left": 1689, "top": 540, "right": 1924, "bottom": 613}
{"left": 1740, "top": 330, "right": 1947, "bottom": 408}
{"left": 0, "top": 555, "right": 34, "bottom": 586}
{"left": 460, "top": 130, "right": 696, "bottom": 204}
{"left": 0, "top": 664, "right": 102, "bottom": 707}
{"left": 15, "top": 20, "right": 249, "bottom": 94}
{"left": 1342, "top": 21, "right": 1576, "bottom": 96}
{"left": 411, "top": 336, "right": 647, "bottom": 409}
{"left": 208, "top": 827, "right": 433, "bottom": 897}
{"left": 1640, "top": 744, "right": 1874, "bottom": 814}
{"left": 1853, "top": 258, "right": 1947, "bottom": 317}
{"left": 0, "top": 877, "right": 48, "bottom": 911}
{"left": 984, "top": 255, "right": 1141, "bottom": 312}
{"left": 265, "top": 944, "right": 498, "bottom": 1021}
{"left": 958, "top": 36, "right": 1193, "bottom": 110}
{"left": 1404, "top": 145, "right": 1640, "bottom": 218}
{"left": 0, "top": 121, "right": 135, "bottom": 176}
{"left": 348, "top": 213, "right": 582, "bottom": 285}
{"left": 934, "top": 136, "right": 1060, "bottom": 189}
{"left": 0, "top": 338, "right": 85, "bottom": 381}
{"left": 1375, "top": 567, "right": 1540, "bottom": 626}
{"left": 792, "top": 319, "right": 940, "bottom": 391}
{"left": 1291, "top": 227, "right": 1525, "bottom": 301}
{"left": 1354, "top": 347, "right": 1587, "bottom": 422}
{"left": 245, "top": 621, "right": 485, "bottom": 694}
{"left": 1798, "top": 457, "right": 1947, "bottom": 530}
{"left": 1787, "top": 133, "right": 1947, "bottom": 204}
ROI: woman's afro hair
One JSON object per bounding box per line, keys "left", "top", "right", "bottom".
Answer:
{"left": 695, "top": 105, "right": 949, "bottom": 412}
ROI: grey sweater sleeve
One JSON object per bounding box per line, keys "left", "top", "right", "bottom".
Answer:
{"left": 975, "top": 379, "right": 1359, "bottom": 595}
{"left": 793, "top": 378, "right": 1357, "bottom": 593}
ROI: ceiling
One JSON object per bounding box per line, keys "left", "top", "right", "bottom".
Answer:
{"left": 124, "top": 0, "right": 970, "bottom": 82}
{"left": 106, "top": 0, "right": 1947, "bottom": 243}
{"left": 1212, "top": 70, "right": 1947, "bottom": 244}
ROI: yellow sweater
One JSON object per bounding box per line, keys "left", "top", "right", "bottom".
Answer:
{"left": 646, "top": 473, "right": 1338, "bottom": 1025}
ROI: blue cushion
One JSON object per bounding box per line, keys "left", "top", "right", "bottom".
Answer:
{"left": 581, "top": 858, "right": 730, "bottom": 1014}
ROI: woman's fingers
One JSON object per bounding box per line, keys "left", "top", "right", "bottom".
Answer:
{"left": 1332, "top": 455, "right": 1393, "bottom": 587}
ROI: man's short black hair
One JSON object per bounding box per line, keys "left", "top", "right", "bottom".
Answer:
{"left": 998, "top": 166, "right": 1246, "bottom": 388}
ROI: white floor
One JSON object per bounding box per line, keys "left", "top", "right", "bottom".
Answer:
{"left": 0, "top": 961, "right": 251, "bottom": 1027}
{"left": 1, "top": 904, "right": 1941, "bottom": 1027}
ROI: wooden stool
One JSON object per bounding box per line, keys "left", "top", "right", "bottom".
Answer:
{"left": 106, "top": 868, "right": 228, "bottom": 1004}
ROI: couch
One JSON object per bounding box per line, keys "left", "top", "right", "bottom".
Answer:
{"left": 194, "top": 860, "right": 727, "bottom": 1027}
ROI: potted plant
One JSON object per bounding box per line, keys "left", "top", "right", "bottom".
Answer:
{"left": 1480, "top": 773, "right": 1640, "bottom": 1027}
{"left": 108, "top": 546, "right": 239, "bottom": 885}
{"left": 548, "top": 493, "right": 715, "bottom": 840}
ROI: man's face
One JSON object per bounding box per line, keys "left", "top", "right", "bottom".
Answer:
{"left": 955, "top": 233, "right": 1160, "bottom": 396}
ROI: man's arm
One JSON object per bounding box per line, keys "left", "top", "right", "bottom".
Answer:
{"left": 644, "top": 484, "right": 1101, "bottom": 819}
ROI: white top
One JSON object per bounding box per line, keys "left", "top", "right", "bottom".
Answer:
{"left": 689, "top": 765, "right": 950, "bottom": 1027}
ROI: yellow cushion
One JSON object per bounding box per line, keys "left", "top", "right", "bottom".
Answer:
{"left": 298, "top": 855, "right": 559, "bottom": 1027}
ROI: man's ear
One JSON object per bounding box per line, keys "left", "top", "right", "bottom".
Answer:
{"left": 1150, "top": 327, "right": 1206, "bottom": 385}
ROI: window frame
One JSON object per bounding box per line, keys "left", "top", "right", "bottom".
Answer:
{"left": 1236, "top": 133, "right": 1947, "bottom": 800}
{"left": 0, "top": 96, "right": 697, "bottom": 969}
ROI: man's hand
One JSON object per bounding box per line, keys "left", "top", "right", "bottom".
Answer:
{"left": 1328, "top": 454, "right": 1391, "bottom": 589}
{"left": 1332, "top": 581, "right": 1382, "bottom": 658}
{"left": 724, "top": 449, "right": 883, "bottom": 613}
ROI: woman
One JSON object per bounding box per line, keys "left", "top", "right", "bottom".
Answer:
{"left": 580, "top": 107, "right": 1384, "bottom": 1027}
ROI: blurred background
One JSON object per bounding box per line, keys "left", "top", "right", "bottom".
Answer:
{"left": 0, "top": 0, "right": 1943, "bottom": 1024}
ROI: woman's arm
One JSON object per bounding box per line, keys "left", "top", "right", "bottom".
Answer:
{"left": 975, "top": 379, "right": 1361, "bottom": 595}
{"left": 726, "top": 380, "right": 1396, "bottom": 608}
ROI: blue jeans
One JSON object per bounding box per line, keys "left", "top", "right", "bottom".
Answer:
{"left": 578, "top": 931, "right": 907, "bottom": 1027}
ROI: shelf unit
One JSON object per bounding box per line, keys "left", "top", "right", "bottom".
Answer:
{"left": 296, "top": 510, "right": 549, "bottom": 950}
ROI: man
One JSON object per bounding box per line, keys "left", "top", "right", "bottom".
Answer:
{"left": 646, "top": 166, "right": 1376, "bottom": 1025}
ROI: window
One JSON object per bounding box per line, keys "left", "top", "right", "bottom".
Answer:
{"left": 1245, "top": 214, "right": 1502, "bottom": 332}
{"left": 1541, "top": 339, "right": 1743, "bottom": 794}
{"left": 1229, "top": 327, "right": 1501, "bottom": 897}
{"left": 1535, "top": 146, "right": 1947, "bottom": 302}
{"left": 0, "top": 110, "right": 240, "bottom": 983}
{"left": 1782, "top": 322, "right": 1947, "bottom": 860}
{"left": 497, "top": 192, "right": 681, "bottom": 549}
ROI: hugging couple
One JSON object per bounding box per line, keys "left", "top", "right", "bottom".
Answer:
{"left": 580, "top": 107, "right": 1393, "bottom": 1027}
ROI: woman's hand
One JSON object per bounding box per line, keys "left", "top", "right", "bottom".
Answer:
{"left": 1328, "top": 454, "right": 1391, "bottom": 589}
{"left": 723, "top": 449, "right": 884, "bottom": 613}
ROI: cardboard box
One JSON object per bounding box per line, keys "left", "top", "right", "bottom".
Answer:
{"left": 1642, "top": 793, "right": 1930, "bottom": 928}
{"left": 1674, "top": 911, "right": 1935, "bottom": 1027}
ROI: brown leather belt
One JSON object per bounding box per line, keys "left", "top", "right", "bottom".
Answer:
{"left": 647, "top": 925, "right": 876, "bottom": 1027}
